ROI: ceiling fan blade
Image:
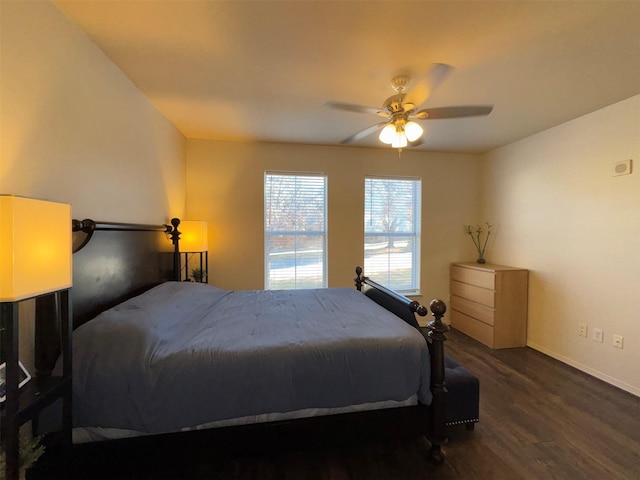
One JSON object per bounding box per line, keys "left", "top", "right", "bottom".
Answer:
{"left": 412, "top": 105, "right": 493, "bottom": 120}
{"left": 404, "top": 63, "right": 453, "bottom": 111}
{"left": 325, "top": 101, "right": 388, "bottom": 117}
{"left": 340, "top": 122, "right": 388, "bottom": 144}
{"left": 409, "top": 137, "right": 425, "bottom": 147}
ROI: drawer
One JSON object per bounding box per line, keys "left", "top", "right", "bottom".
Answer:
{"left": 451, "top": 280, "right": 495, "bottom": 307}
{"left": 450, "top": 295, "right": 495, "bottom": 326}
{"left": 451, "top": 310, "right": 494, "bottom": 348}
{"left": 451, "top": 265, "right": 495, "bottom": 289}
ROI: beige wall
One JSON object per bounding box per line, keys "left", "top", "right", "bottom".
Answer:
{"left": 0, "top": 1, "right": 186, "bottom": 371}
{"left": 186, "top": 140, "right": 481, "bottom": 312}
{"left": 0, "top": 1, "right": 187, "bottom": 223}
{"left": 481, "top": 95, "right": 640, "bottom": 395}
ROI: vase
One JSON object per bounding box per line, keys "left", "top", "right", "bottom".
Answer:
{"left": 476, "top": 257, "right": 486, "bottom": 264}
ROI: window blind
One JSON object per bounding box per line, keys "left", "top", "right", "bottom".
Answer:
{"left": 265, "top": 173, "right": 327, "bottom": 289}
{"left": 364, "top": 177, "right": 421, "bottom": 292}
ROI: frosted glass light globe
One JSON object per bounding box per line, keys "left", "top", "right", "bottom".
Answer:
{"left": 392, "top": 131, "right": 408, "bottom": 148}
{"left": 379, "top": 124, "right": 396, "bottom": 144}
{"left": 405, "top": 121, "right": 424, "bottom": 142}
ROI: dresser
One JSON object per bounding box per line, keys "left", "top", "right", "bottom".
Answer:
{"left": 450, "top": 262, "right": 528, "bottom": 349}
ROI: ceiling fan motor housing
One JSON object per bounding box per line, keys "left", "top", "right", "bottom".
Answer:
{"left": 383, "top": 94, "right": 416, "bottom": 115}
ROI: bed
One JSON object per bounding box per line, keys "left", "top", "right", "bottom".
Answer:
{"left": 39, "top": 218, "right": 450, "bottom": 464}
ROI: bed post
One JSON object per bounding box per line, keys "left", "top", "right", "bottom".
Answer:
{"left": 426, "top": 299, "right": 450, "bottom": 464}
{"left": 168, "top": 218, "right": 181, "bottom": 281}
{"left": 354, "top": 266, "right": 449, "bottom": 464}
{"left": 354, "top": 266, "right": 365, "bottom": 291}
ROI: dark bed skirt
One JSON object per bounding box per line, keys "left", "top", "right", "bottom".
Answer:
{"left": 74, "top": 404, "right": 430, "bottom": 455}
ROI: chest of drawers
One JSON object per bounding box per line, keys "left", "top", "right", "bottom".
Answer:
{"left": 450, "top": 262, "right": 528, "bottom": 349}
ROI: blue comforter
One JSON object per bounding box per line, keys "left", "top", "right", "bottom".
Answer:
{"left": 72, "top": 282, "right": 431, "bottom": 434}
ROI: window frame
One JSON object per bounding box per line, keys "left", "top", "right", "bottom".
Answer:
{"left": 364, "top": 175, "right": 422, "bottom": 295}
{"left": 264, "top": 171, "right": 328, "bottom": 290}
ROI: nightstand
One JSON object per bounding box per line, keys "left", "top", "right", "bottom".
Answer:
{"left": 0, "top": 291, "right": 72, "bottom": 480}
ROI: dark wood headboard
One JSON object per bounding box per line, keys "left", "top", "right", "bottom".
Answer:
{"left": 70, "top": 220, "right": 176, "bottom": 328}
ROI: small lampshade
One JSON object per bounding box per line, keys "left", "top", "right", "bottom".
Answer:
{"left": 0, "top": 195, "right": 72, "bottom": 302}
{"left": 404, "top": 121, "right": 424, "bottom": 142}
{"left": 379, "top": 124, "right": 396, "bottom": 145}
{"left": 391, "top": 130, "right": 408, "bottom": 149}
{"left": 179, "top": 221, "right": 208, "bottom": 252}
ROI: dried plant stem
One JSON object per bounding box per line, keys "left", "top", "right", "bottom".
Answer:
{"left": 479, "top": 230, "right": 491, "bottom": 257}
{"left": 465, "top": 222, "right": 492, "bottom": 262}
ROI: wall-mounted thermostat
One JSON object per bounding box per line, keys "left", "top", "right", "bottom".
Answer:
{"left": 613, "top": 159, "right": 632, "bottom": 176}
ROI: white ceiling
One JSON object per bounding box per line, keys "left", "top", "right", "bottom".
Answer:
{"left": 54, "top": 1, "right": 640, "bottom": 154}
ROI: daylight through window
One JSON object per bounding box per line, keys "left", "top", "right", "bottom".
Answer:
{"left": 264, "top": 173, "right": 327, "bottom": 289}
{"left": 364, "top": 177, "right": 421, "bottom": 293}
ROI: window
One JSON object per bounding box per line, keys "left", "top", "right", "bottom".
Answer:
{"left": 265, "top": 172, "right": 327, "bottom": 289}
{"left": 364, "top": 177, "right": 421, "bottom": 293}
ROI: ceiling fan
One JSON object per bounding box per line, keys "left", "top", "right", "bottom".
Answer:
{"left": 325, "top": 64, "right": 493, "bottom": 153}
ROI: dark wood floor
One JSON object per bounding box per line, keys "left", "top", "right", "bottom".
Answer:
{"left": 30, "top": 328, "right": 639, "bottom": 480}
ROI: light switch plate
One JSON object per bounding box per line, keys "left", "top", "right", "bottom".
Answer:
{"left": 592, "top": 328, "right": 603, "bottom": 343}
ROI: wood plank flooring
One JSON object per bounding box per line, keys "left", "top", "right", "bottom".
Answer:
{"left": 29, "top": 328, "right": 640, "bottom": 480}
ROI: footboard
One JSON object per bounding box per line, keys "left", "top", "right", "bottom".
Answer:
{"left": 355, "top": 266, "right": 449, "bottom": 463}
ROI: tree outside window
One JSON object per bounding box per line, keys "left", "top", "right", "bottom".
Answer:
{"left": 265, "top": 173, "right": 327, "bottom": 289}
{"left": 364, "top": 177, "right": 421, "bottom": 293}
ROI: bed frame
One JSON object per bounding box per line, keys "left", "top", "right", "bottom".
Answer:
{"left": 41, "top": 217, "right": 450, "bottom": 464}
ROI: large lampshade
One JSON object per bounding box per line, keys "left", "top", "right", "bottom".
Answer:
{"left": 179, "top": 221, "right": 208, "bottom": 252}
{"left": 0, "top": 195, "right": 72, "bottom": 302}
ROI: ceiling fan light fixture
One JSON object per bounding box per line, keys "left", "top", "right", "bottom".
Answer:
{"left": 392, "top": 130, "right": 408, "bottom": 149}
{"left": 405, "top": 121, "right": 423, "bottom": 142}
{"left": 379, "top": 123, "right": 396, "bottom": 144}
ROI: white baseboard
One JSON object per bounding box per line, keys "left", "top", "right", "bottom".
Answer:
{"left": 527, "top": 341, "right": 640, "bottom": 397}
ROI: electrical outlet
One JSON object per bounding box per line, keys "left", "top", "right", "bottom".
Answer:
{"left": 613, "top": 159, "right": 632, "bottom": 176}
{"left": 613, "top": 335, "right": 624, "bottom": 349}
{"left": 592, "top": 328, "right": 603, "bottom": 343}
{"left": 578, "top": 323, "right": 588, "bottom": 337}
